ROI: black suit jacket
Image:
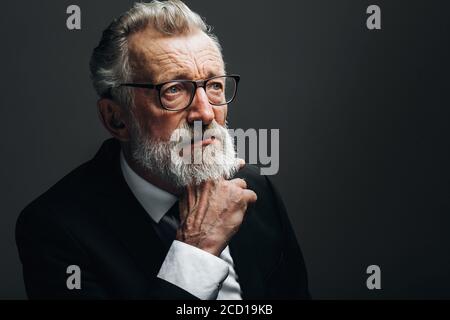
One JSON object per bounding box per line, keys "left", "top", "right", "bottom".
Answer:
{"left": 16, "top": 138, "right": 310, "bottom": 299}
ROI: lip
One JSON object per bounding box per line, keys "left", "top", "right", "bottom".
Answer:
{"left": 177, "top": 137, "right": 219, "bottom": 158}
{"left": 191, "top": 137, "right": 215, "bottom": 148}
{"left": 177, "top": 136, "right": 219, "bottom": 156}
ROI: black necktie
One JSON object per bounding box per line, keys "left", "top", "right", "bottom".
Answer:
{"left": 157, "top": 201, "right": 180, "bottom": 248}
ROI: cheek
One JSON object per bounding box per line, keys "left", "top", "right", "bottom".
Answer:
{"left": 134, "top": 106, "right": 185, "bottom": 141}
{"left": 213, "top": 106, "right": 227, "bottom": 125}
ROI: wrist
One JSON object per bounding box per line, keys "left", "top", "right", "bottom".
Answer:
{"left": 176, "top": 232, "right": 221, "bottom": 256}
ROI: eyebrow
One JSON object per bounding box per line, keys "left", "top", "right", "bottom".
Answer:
{"left": 156, "top": 70, "right": 224, "bottom": 84}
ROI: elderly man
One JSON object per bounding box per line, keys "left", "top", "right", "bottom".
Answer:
{"left": 16, "top": 0, "right": 309, "bottom": 299}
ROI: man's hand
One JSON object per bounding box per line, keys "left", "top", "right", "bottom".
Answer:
{"left": 176, "top": 160, "right": 257, "bottom": 256}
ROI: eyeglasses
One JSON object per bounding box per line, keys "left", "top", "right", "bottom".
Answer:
{"left": 119, "top": 75, "right": 240, "bottom": 111}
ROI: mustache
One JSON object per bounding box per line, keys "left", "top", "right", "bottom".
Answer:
{"left": 170, "top": 120, "right": 227, "bottom": 146}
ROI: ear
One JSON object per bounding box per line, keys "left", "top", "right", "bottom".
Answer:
{"left": 97, "top": 98, "right": 130, "bottom": 142}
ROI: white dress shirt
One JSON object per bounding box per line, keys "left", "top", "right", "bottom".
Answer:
{"left": 120, "top": 152, "right": 242, "bottom": 300}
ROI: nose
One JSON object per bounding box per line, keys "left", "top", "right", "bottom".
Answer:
{"left": 186, "top": 87, "right": 215, "bottom": 125}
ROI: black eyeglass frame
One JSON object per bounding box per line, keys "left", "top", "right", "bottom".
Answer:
{"left": 118, "top": 74, "right": 240, "bottom": 111}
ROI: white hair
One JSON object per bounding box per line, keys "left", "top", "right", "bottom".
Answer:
{"left": 89, "top": 0, "right": 221, "bottom": 109}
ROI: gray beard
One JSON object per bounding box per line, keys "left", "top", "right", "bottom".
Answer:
{"left": 129, "top": 119, "right": 239, "bottom": 188}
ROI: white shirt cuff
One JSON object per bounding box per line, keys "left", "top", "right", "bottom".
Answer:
{"left": 157, "top": 240, "right": 230, "bottom": 300}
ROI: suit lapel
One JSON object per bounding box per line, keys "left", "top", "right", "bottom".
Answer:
{"left": 91, "top": 139, "right": 169, "bottom": 282}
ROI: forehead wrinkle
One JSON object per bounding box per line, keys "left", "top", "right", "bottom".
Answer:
{"left": 152, "top": 41, "right": 194, "bottom": 65}
{"left": 129, "top": 42, "right": 165, "bottom": 81}
{"left": 153, "top": 55, "right": 196, "bottom": 82}
{"left": 129, "top": 49, "right": 153, "bottom": 81}
{"left": 149, "top": 44, "right": 183, "bottom": 66}
{"left": 137, "top": 50, "right": 191, "bottom": 83}
{"left": 132, "top": 33, "right": 225, "bottom": 82}
{"left": 173, "top": 36, "right": 223, "bottom": 78}
{"left": 197, "top": 57, "right": 225, "bottom": 78}
{"left": 192, "top": 50, "right": 224, "bottom": 78}
{"left": 195, "top": 46, "right": 222, "bottom": 59}
{"left": 195, "top": 49, "right": 223, "bottom": 64}
{"left": 153, "top": 53, "right": 193, "bottom": 72}
{"left": 130, "top": 38, "right": 179, "bottom": 74}
{"left": 154, "top": 51, "right": 222, "bottom": 81}
{"left": 201, "top": 62, "right": 225, "bottom": 78}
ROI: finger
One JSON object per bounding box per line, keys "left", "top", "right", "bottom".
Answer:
{"left": 242, "top": 189, "right": 257, "bottom": 203}
{"left": 179, "top": 184, "right": 202, "bottom": 223}
{"left": 187, "top": 185, "right": 197, "bottom": 210}
{"left": 236, "top": 158, "right": 246, "bottom": 170}
{"left": 178, "top": 193, "right": 189, "bottom": 223}
{"left": 230, "top": 178, "right": 247, "bottom": 189}
{"left": 193, "top": 181, "right": 213, "bottom": 226}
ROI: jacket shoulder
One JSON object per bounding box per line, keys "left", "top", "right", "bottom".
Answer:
{"left": 17, "top": 139, "right": 119, "bottom": 229}
{"left": 16, "top": 160, "right": 96, "bottom": 238}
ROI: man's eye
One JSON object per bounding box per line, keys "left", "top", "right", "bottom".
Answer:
{"left": 208, "top": 82, "right": 223, "bottom": 91}
{"left": 165, "top": 85, "right": 181, "bottom": 94}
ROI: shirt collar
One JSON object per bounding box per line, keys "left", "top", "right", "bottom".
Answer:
{"left": 120, "top": 151, "right": 178, "bottom": 223}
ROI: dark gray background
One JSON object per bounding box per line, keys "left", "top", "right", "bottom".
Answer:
{"left": 1, "top": 0, "right": 449, "bottom": 299}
